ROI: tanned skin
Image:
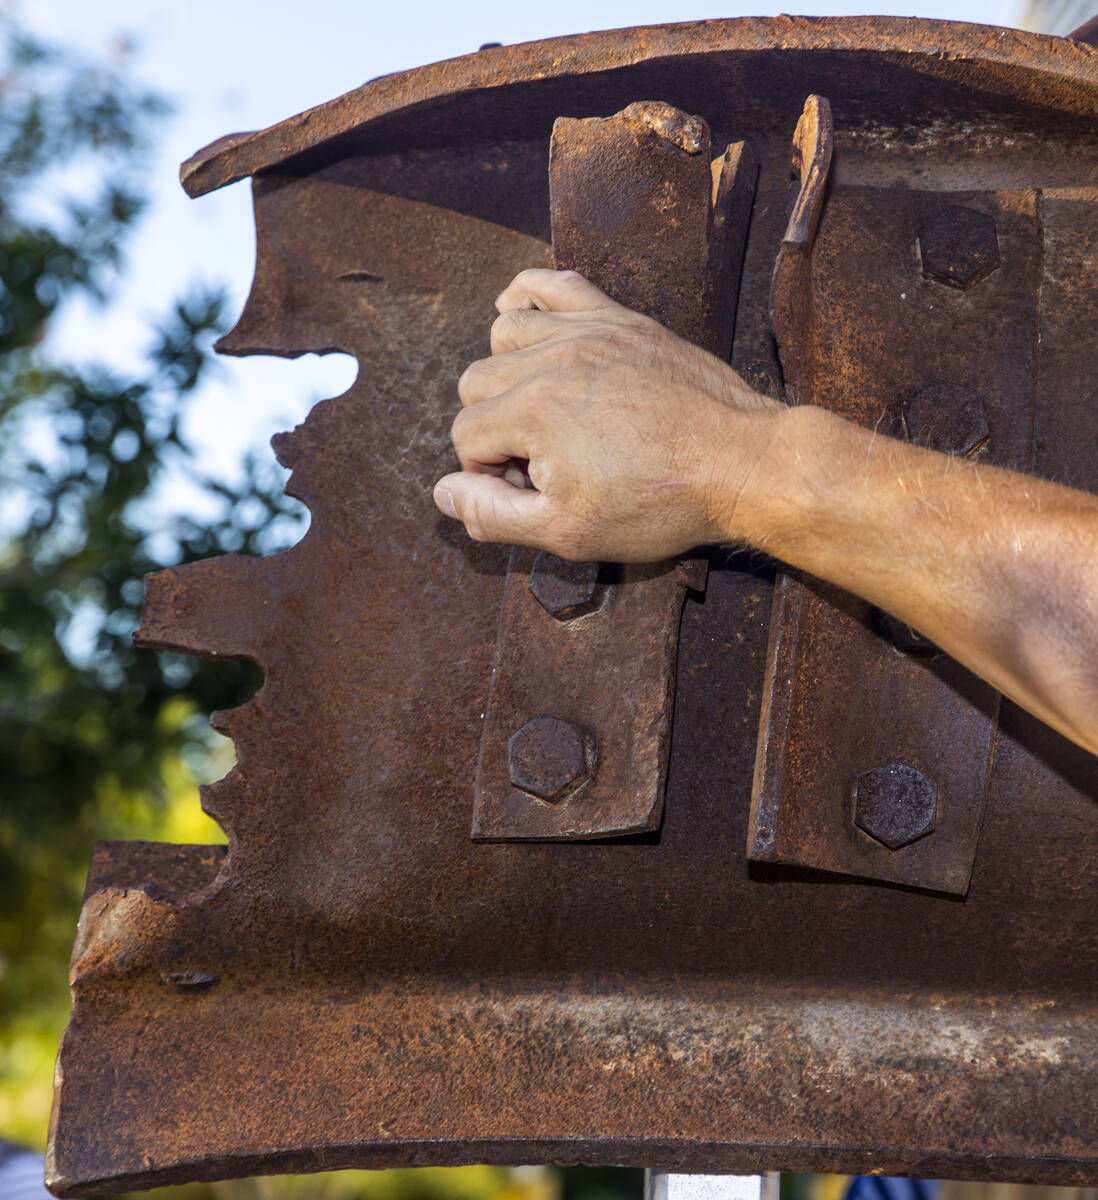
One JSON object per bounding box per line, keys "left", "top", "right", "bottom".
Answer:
{"left": 433, "top": 268, "right": 1098, "bottom": 758}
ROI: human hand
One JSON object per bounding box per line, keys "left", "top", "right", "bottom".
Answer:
{"left": 433, "top": 268, "right": 785, "bottom": 563}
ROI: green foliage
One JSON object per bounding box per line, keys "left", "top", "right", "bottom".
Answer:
{"left": 0, "top": 18, "right": 302, "bottom": 1147}
{"left": 0, "top": 28, "right": 162, "bottom": 346}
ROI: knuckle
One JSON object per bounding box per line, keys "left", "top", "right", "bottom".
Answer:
{"left": 490, "top": 308, "right": 526, "bottom": 350}
{"left": 550, "top": 269, "right": 593, "bottom": 306}
{"left": 457, "top": 358, "right": 485, "bottom": 401}
{"left": 450, "top": 406, "right": 473, "bottom": 446}
{"left": 509, "top": 268, "right": 547, "bottom": 298}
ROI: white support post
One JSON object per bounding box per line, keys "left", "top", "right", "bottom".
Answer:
{"left": 644, "top": 1170, "right": 778, "bottom": 1200}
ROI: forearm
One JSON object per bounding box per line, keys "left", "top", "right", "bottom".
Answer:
{"left": 727, "top": 404, "right": 1098, "bottom": 754}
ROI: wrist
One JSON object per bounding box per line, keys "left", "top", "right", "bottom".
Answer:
{"left": 720, "top": 402, "right": 927, "bottom": 587}
{"left": 706, "top": 401, "right": 823, "bottom": 552}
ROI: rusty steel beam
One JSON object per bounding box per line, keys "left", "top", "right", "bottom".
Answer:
{"left": 46, "top": 17, "right": 1098, "bottom": 1198}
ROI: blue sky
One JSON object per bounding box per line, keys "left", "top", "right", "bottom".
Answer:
{"left": 24, "top": 0, "right": 1023, "bottom": 509}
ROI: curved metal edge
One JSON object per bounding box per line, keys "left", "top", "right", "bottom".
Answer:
{"left": 46, "top": 1133, "right": 1098, "bottom": 1198}
{"left": 179, "top": 17, "right": 1098, "bottom": 198}
{"left": 783, "top": 96, "right": 833, "bottom": 251}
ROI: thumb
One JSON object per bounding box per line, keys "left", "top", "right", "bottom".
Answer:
{"left": 434, "top": 470, "right": 546, "bottom": 545}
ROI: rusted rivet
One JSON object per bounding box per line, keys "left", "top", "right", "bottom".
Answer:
{"left": 508, "top": 716, "right": 594, "bottom": 803}
{"left": 918, "top": 204, "right": 1000, "bottom": 290}
{"left": 876, "top": 610, "right": 938, "bottom": 656}
{"left": 854, "top": 759, "right": 937, "bottom": 850}
{"left": 161, "top": 971, "right": 220, "bottom": 993}
{"left": 529, "top": 551, "right": 600, "bottom": 620}
{"left": 901, "top": 381, "right": 989, "bottom": 457}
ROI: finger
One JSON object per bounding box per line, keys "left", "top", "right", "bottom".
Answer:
{"left": 434, "top": 471, "right": 549, "bottom": 546}
{"left": 451, "top": 392, "right": 532, "bottom": 469}
{"left": 503, "top": 459, "right": 532, "bottom": 489}
{"left": 459, "top": 336, "right": 570, "bottom": 405}
{"left": 489, "top": 307, "right": 579, "bottom": 355}
{"left": 496, "top": 268, "right": 620, "bottom": 315}
{"left": 463, "top": 458, "right": 530, "bottom": 485}
{"left": 458, "top": 348, "right": 531, "bottom": 406}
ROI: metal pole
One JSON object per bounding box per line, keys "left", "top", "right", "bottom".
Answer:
{"left": 644, "top": 1171, "right": 776, "bottom": 1200}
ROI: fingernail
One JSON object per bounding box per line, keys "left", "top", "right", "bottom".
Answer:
{"left": 435, "top": 485, "right": 457, "bottom": 519}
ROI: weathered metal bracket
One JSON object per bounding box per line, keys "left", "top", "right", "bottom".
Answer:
{"left": 472, "top": 103, "right": 757, "bottom": 840}
{"left": 749, "top": 99, "right": 1044, "bottom": 895}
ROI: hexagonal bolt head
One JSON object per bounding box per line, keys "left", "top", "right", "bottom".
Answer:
{"left": 918, "top": 204, "right": 1000, "bottom": 290}
{"left": 876, "top": 609, "right": 938, "bottom": 656}
{"left": 529, "top": 551, "right": 601, "bottom": 620}
{"left": 508, "top": 716, "right": 595, "bottom": 803}
{"left": 854, "top": 759, "right": 938, "bottom": 850}
{"left": 901, "top": 381, "right": 989, "bottom": 457}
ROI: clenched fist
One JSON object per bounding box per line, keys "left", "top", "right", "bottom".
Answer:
{"left": 433, "top": 268, "right": 783, "bottom": 563}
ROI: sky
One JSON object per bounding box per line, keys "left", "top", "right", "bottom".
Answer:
{"left": 23, "top": 0, "right": 1027, "bottom": 504}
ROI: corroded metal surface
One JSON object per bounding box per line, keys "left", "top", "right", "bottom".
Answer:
{"left": 48, "top": 17, "right": 1098, "bottom": 1198}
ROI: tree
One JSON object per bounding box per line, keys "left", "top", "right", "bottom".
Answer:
{"left": 0, "top": 19, "right": 303, "bottom": 1147}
